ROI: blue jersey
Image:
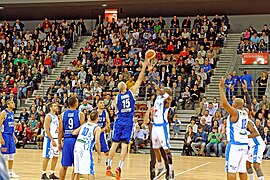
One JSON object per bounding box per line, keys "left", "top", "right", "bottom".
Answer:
{"left": 116, "top": 90, "right": 135, "bottom": 118}
{"left": 97, "top": 110, "right": 106, "bottom": 128}
{"left": 62, "top": 110, "right": 81, "bottom": 138}
{"left": 2, "top": 109, "right": 14, "bottom": 135}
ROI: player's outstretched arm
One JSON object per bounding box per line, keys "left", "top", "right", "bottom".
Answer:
{"left": 0, "top": 111, "right": 6, "bottom": 145}
{"left": 94, "top": 126, "right": 102, "bottom": 163}
{"left": 219, "top": 77, "right": 238, "bottom": 122}
{"left": 72, "top": 126, "right": 82, "bottom": 135}
{"left": 247, "top": 120, "right": 259, "bottom": 138}
{"left": 104, "top": 111, "right": 110, "bottom": 132}
{"left": 130, "top": 61, "right": 149, "bottom": 95}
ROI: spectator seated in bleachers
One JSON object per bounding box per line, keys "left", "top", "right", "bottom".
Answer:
{"left": 238, "top": 24, "right": 270, "bottom": 54}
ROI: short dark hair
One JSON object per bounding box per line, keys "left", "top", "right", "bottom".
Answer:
{"left": 48, "top": 102, "right": 56, "bottom": 109}
{"left": 97, "top": 98, "right": 104, "bottom": 103}
{"left": 68, "top": 96, "right": 77, "bottom": 107}
{"left": 90, "top": 111, "right": 99, "bottom": 121}
{"left": 198, "top": 124, "right": 203, "bottom": 129}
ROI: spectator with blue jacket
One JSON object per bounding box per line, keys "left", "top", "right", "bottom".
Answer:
{"left": 191, "top": 125, "right": 208, "bottom": 156}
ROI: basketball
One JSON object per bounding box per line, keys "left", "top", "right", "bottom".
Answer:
{"left": 145, "top": 49, "right": 156, "bottom": 61}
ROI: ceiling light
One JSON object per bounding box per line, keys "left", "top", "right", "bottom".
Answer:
{"left": 102, "top": 4, "right": 107, "bottom": 7}
{"left": 0, "top": 7, "right": 4, "bottom": 10}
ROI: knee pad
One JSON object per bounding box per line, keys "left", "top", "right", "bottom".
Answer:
{"left": 8, "top": 154, "right": 14, "bottom": 161}
{"left": 255, "top": 168, "right": 264, "bottom": 177}
{"left": 247, "top": 167, "right": 253, "bottom": 174}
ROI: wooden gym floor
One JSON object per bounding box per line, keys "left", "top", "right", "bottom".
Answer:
{"left": 12, "top": 149, "right": 270, "bottom": 180}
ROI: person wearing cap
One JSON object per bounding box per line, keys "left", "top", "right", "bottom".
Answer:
{"left": 186, "top": 117, "right": 198, "bottom": 133}
{"left": 206, "top": 127, "right": 220, "bottom": 157}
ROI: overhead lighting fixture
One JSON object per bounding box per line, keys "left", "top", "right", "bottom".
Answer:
{"left": 0, "top": 7, "right": 4, "bottom": 10}
{"left": 102, "top": 4, "right": 107, "bottom": 7}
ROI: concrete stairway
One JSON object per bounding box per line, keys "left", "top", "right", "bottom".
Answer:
{"left": 15, "top": 36, "right": 91, "bottom": 120}
{"left": 205, "top": 33, "right": 242, "bottom": 102}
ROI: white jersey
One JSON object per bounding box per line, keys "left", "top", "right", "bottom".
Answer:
{"left": 226, "top": 109, "right": 249, "bottom": 144}
{"left": 247, "top": 120, "right": 265, "bottom": 148}
{"left": 153, "top": 93, "right": 169, "bottom": 124}
{"left": 45, "top": 113, "right": 59, "bottom": 139}
{"left": 74, "top": 122, "right": 96, "bottom": 151}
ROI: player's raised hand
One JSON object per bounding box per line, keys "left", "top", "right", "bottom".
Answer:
{"left": 143, "top": 60, "right": 149, "bottom": 68}
{"left": 219, "top": 77, "right": 225, "bottom": 88}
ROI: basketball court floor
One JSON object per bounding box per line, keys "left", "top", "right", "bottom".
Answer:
{"left": 13, "top": 149, "right": 270, "bottom": 180}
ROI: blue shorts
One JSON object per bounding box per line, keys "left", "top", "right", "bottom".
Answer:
{"left": 112, "top": 118, "right": 134, "bottom": 144}
{"left": 100, "top": 132, "right": 109, "bottom": 153}
{"left": 62, "top": 138, "right": 76, "bottom": 166}
{"left": 1, "top": 134, "right": 16, "bottom": 154}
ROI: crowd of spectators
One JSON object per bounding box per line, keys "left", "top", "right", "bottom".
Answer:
{"left": 181, "top": 69, "right": 270, "bottom": 158}
{"left": 0, "top": 18, "right": 88, "bottom": 147}
{"left": 238, "top": 24, "right": 270, "bottom": 53}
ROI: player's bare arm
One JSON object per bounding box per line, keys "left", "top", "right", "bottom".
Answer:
{"left": 103, "top": 111, "right": 110, "bottom": 132}
{"left": 0, "top": 111, "right": 6, "bottom": 145}
{"left": 219, "top": 77, "right": 238, "bottom": 122}
{"left": 94, "top": 126, "right": 102, "bottom": 163}
{"left": 71, "top": 126, "right": 82, "bottom": 136}
{"left": 247, "top": 120, "right": 259, "bottom": 138}
{"left": 79, "top": 112, "right": 85, "bottom": 125}
{"left": 58, "top": 113, "right": 63, "bottom": 150}
{"left": 45, "top": 115, "right": 56, "bottom": 147}
{"left": 144, "top": 102, "right": 152, "bottom": 125}
{"left": 130, "top": 60, "right": 149, "bottom": 95}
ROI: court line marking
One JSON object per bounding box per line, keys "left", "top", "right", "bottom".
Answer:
{"left": 175, "top": 162, "right": 211, "bottom": 177}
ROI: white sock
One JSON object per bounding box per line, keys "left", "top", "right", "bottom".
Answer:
{"left": 107, "top": 159, "right": 112, "bottom": 167}
{"left": 258, "top": 176, "right": 264, "bottom": 180}
{"left": 42, "top": 171, "right": 46, "bottom": 174}
{"left": 50, "top": 170, "right": 54, "bottom": 175}
{"left": 158, "top": 162, "right": 163, "bottom": 169}
{"left": 169, "top": 164, "right": 174, "bottom": 171}
{"left": 118, "top": 160, "right": 123, "bottom": 169}
{"left": 248, "top": 173, "right": 254, "bottom": 180}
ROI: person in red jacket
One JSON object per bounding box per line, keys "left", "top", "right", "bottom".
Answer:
{"left": 44, "top": 55, "right": 53, "bottom": 73}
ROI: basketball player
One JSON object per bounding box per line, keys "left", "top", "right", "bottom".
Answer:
{"left": 58, "top": 97, "right": 85, "bottom": 180}
{"left": 73, "top": 111, "right": 102, "bottom": 180}
{"left": 0, "top": 100, "right": 20, "bottom": 178}
{"left": 144, "top": 101, "right": 169, "bottom": 180}
{"left": 151, "top": 84, "right": 174, "bottom": 180}
{"left": 96, "top": 99, "right": 110, "bottom": 167}
{"left": 241, "top": 83, "right": 265, "bottom": 180}
{"left": 219, "top": 77, "right": 258, "bottom": 180}
{"left": 246, "top": 120, "right": 265, "bottom": 180}
{"left": 41, "top": 102, "right": 60, "bottom": 180}
{"left": 106, "top": 60, "right": 149, "bottom": 180}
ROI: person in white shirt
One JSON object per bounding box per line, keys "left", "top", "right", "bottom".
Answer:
{"left": 201, "top": 110, "right": 212, "bottom": 126}
{"left": 79, "top": 99, "right": 93, "bottom": 113}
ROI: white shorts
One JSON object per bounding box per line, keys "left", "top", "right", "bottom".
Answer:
{"left": 225, "top": 143, "right": 248, "bottom": 173}
{"left": 151, "top": 124, "right": 171, "bottom": 150}
{"left": 247, "top": 144, "right": 266, "bottom": 164}
{"left": 74, "top": 148, "right": 94, "bottom": 175}
{"left": 42, "top": 137, "right": 59, "bottom": 159}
